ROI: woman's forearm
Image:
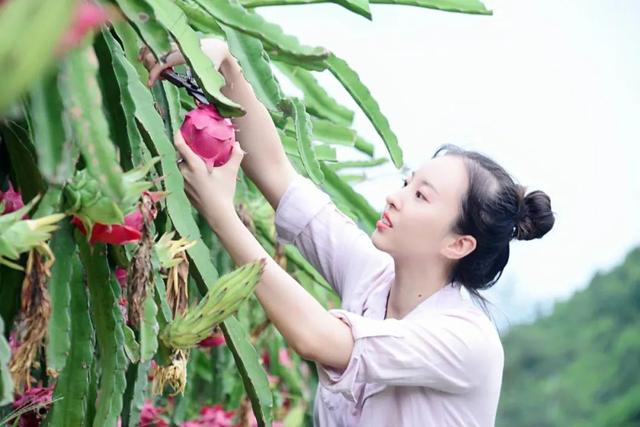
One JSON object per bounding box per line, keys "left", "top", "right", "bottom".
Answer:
{"left": 208, "top": 209, "right": 353, "bottom": 369}
{"left": 201, "top": 39, "right": 296, "bottom": 210}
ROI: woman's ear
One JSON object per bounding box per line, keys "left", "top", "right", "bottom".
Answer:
{"left": 442, "top": 234, "right": 476, "bottom": 261}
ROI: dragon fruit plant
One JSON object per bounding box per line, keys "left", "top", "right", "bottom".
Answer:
{"left": 0, "top": 0, "right": 490, "bottom": 424}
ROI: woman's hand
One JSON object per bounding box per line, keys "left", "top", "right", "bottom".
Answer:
{"left": 137, "top": 38, "right": 235, "bottom": 87}
{"left": 173, "top": 130, "right": 246, "bottom": 229}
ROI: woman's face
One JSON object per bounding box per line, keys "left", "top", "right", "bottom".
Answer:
{"left": 372, "top": 155, "right": 472, "bottom": 261}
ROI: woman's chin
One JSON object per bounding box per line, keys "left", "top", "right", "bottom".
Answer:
{"left": 371, "top": 232, "right": 390, "bottom": 252}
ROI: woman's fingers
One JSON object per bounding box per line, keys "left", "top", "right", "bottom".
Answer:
{"left": 229, "top": 141, "right": 246, "bottom": 170}
{"left": 138, "top": 46, "right": 156, "bottom": 70}
{"left": 173, "top": 131, "right": 203, "bottom": 171}
{"left": 138, "top": 46, "right": 186, "bottom": 87}
{"left": 148, "top": 63, "right": 172, "bottom": 87}
{"left": 148, "top": 50, "right": 187, "bottom": 86}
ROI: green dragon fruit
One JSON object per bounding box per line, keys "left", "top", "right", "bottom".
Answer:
{"left": 63, "top": 156, "right": 161, "bottom": 235}
{"left": 160, "top": 259, "right": 266, "bottom": 349}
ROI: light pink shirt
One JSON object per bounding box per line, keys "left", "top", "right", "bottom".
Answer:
{"left": 274, "top": 174, "right": 504, "bottom": 427}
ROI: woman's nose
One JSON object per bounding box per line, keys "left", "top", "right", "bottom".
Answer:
{"left": 385, "top": 191, "right": 401, "bottom": 210}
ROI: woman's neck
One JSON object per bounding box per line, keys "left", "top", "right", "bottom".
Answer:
{"left": 385, "top": 257, "right": 451, "bottom": 320}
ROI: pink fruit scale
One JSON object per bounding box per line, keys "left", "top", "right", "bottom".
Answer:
{"left": 180, "top": 104, "right": 236, "bottom": 167}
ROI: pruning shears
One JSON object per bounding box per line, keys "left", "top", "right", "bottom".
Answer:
{"left": 161, "top": 68, "right": 209, "bottom": 105}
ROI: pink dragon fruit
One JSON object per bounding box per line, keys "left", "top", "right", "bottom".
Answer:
{"left": 180, "top": 104, "right": 236, "bottom": 167}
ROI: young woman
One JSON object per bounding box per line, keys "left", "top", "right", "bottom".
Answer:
{"left": 140, "top": 38, "right": 555, "bottom": 427}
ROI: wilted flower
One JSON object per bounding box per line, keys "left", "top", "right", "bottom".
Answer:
{"left": 194, "top": 404, "right": 236, "bottom": 427}
{"left": 71, "top": 210, "right": 142, "bottom": 245}
{"left": 139, "top": 399, "right": 169, "bottom": 427}
{"left": 0, "top": 182, "right": 25, "bottom": 216}
{"left": 70, "top": 191, "right": 165, "bottom": 245}
{"left": 197, "top": 329, "right": 225, "bottom": 348}
{"left": 278, "top": 348, "right": 293, "bottom": 368}
{"left": 115, "top": 266, "right": 128, "bottom": 288}
{"left": 11, "top": 384, "right": 54, "bottom": 427}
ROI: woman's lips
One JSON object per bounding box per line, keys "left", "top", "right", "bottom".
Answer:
{"left": 376, "top": 212, "right": 393, "bottom": 230}
{"left": 376, "top": 220, "right": 392, "bottom": 230}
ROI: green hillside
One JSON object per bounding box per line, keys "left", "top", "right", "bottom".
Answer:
{"left": 497, "top": 246, "right": 640, "bottom": 427}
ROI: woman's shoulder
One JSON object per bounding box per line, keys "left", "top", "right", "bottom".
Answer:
{"left": 419, "top": 298, "right": 505, "bottom": 360}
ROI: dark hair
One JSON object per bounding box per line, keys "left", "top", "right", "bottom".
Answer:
{"left": 432, "top": 144, "right": 556, "bottom": 307}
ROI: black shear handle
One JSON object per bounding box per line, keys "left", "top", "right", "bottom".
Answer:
{"left": 161, "top": 69, "right": 209, "bottom": 105}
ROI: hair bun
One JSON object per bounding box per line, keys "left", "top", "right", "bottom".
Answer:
{"left": 514, "top": 188, "right": 555, "bottom": 241}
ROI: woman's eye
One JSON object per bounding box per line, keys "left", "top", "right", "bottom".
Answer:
{"left": 403, "top": 178, "right": 427, "bottom": 201}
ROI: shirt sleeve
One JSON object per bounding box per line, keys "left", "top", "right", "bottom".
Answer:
{"left": 315, "top": 308, "right": 499, "bottom": 403}
{"left": 274, "top": 174, "right": 393, "bottom": 301}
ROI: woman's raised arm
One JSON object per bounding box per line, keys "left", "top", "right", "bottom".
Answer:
{"left": 201, "top": 38, "right": 296, "bottom": 210}
{"left": 141, "top": 37, "right": 296, "bottom": 211}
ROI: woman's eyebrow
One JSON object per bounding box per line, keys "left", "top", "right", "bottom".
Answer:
{"left": 411, "top": 171, "right": 440, "bottom": 195}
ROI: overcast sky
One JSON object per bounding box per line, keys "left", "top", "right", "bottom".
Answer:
{"left": 259, "top": 0, "right": 640, "bottom": 326}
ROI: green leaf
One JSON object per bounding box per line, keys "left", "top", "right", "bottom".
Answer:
{"left": 320, "top": 161, "right": 379, "bottom": 232}
{"left": 78, "top": 239, "right": 127, "bottom": 427}
{"left": 110, "top": 20, "right": 150, "bottom": 84}
{"left": 221, "top": 23, "right": 284, "bottom": 111}
{"left": 174, "top": 0, "right": 226, "bottom": 37}
{"left": 309, "top": 118, "right": 357, "bottom": 147}
{"left": 123, "top": 325, "right": 141, "bottom": 364}
{"left": 48, "top": 254, "right": 95, "bottom": 427}
{"left": 327, "top": 157, "right": 388, "bottom": 170}
{"left": 189, "top": 0, "right": 329, "bottom": 68}
{"left": 0, "top": 0, "right": 76, "bottom": 113}
{"left": 336, "top": 172, "right": 367, "bottom": 183}
{"left": 97, "top": 29, "right": 156, "bottom": 169}
{"left": 46, "top": 219, "right": 76, "bottom": 375}
{"left": 370, "top": 0, "right": 491, "bottom": 15}
{"left": 283, "top": 98, "right": 324, "bottom": 184}
{"left": 139, "top": 288, "right": 159, "bottom": 362}
{"left": 123, "top": 360, "right": 151, "bottom": 427}
{"left": 240, "top": 0, "right": 492, "bottom": 16}
{"left": 283, "top": 402, "right": 306, "bottom": 427}
{"left": 114, "top": 0, "right": 173, "bottom": 56}
{"left": 143, "top": 0, "right": 244, "bottom": 116}
{"left": 275, "top": 62, "right": 354, "bottom": 126}
{"left": 1, "top": 120, "right": 46, "bottom": 202}
{"left": 59, "top": 45, "right": 127, "bottom": 203}
{"left": 221, "top": 317, "right": 274, "bottom": 427}
{"left": 280, "top": 130, "right": 337, "bottom": 162}
{"left": 30, "top": 71, "right": 76, "bottom": 184}
{"left": 0, "top": 316, "right": 13, "bottom": 406}
{"left": 243, "top": 0, "right": 371, "bottom": 19}
{"left": 325, "top": 53, "right": 403, "bottom": 167}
